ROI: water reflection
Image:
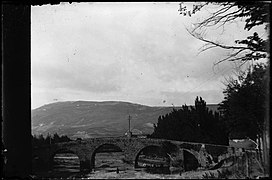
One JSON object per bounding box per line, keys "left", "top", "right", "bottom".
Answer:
{"left": 34, "top": 152, "right": 173, "bottom": 178}
{"left": 95, "top": 152, "right": 126, "bottom": 170}
{"left": 53, "top": 153, "right": 80, "bottom": 172}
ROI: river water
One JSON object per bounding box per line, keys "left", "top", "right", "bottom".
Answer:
{"left": 33, "top": 152, "right": 171, "bottom": 179}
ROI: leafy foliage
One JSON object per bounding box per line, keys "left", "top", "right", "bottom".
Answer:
{"left": 179, "top": 2, "right": 270, "bottom": 64}
{"left": 151, "top": 97, "right": 229, "bottom": 146}
{"left": 32, "top": 133, "right": 71, "bottom": 147}
{"left": 219, "top": 63, "right": 268, "bottom": 140}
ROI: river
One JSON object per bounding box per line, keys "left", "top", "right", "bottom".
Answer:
{"left": 33, "top": 152, "right": 172, "bottom": 179}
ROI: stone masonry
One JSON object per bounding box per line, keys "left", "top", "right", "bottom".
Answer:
{"left": 32, "top": 137, "right": 241, "bottom": 172}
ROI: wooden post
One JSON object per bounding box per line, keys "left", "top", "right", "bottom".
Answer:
{"left": 245, "top": 151, "right": 249, "bottom": 178}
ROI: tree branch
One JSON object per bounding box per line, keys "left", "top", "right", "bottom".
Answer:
{"left": 187, "top": 28, "right": 250, "bottom": 50}
{"left": 194, "top": 6, "right": 243, "bottom": 30}
{"left": 182, "top": 2, "right": 269, "bottom": 65}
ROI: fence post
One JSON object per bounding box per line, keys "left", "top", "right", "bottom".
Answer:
{"left": 245, "top": 150, "right": 249, "bottom": 178}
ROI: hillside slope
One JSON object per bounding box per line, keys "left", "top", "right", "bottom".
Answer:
{"left": 31, "top": 101, "right": 219, "bottom": 139}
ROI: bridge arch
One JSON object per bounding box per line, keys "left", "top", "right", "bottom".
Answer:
{"left": 52, "top": 150, "right": 80, "bottom": 173}
{"left": 134, "top": 145, "right": 170, "bottom": 168}
{"left": 46, "top": 146, "right": 92, "bottom": 172}
{"left": 90, "top": 143, "right": 124, "bottom": 169}
{"left": 93, "top": 143, "right": 123, "bottom": 153}
{"left": 50, "top": 148, "right": 81, "bottom": 164}
{"left": 50, "top": 148, "right": 82, "bottom": 161}
{"left": 180, "top": 148, "right": 199, "bottom": 171}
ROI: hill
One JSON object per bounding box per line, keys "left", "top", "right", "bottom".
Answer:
{"left": 31, "top": 101, "right": 219, "bottom": 139}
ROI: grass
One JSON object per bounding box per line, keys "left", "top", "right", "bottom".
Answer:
{"left": 202, "top": 172, "right": 217, "bottom": 179}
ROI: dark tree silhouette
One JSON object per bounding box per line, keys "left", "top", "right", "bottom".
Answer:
{"left": 32, "top": 133, "right": 71, "bottom": 147}
{"left": 219, "top": 63, "right": 268, "bottom": 141}
{"left": 151, "top": 97, "right": 228, "bottom": 146}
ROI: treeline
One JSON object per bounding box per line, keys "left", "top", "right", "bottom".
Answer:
{"left": 150, "top": 96, "right": 229, "bottom": 146}
{"left": 150, "top": 64, "right": 267, "bottom": 146}
{"left": 32, "top": 133, "right": 71, "bottom": 146}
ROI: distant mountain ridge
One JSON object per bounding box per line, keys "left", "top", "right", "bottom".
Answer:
{"left": 31, "top": 101, "right": 219, "bottom": 139}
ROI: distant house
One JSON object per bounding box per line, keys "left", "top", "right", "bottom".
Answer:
{"left": 125, "top": 129, "right": 148, "bottom": 138}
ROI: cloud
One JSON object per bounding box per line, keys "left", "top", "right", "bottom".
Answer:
{"left": 32, "top": 61, "right": 123, "bottom": 93}
{"left": 31, "top": 3, "right": 254, "bottom": 109}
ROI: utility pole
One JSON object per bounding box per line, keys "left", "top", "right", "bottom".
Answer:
{"left": 127, "top": 115, "right": 132, "bottom": 138}
{"left": 129, "top": 115, "right": 131, "bottom": 132}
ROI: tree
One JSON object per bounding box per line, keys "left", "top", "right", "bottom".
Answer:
{"left": 151, "top": 97, "right": 228, "bottom": 146}
{"left": 45, "top": 134, "right": 52, "bottom": 144}
{"left": 179, "top": 2, "right": 270, "bottom": 172}
{"left": 53, "top": 133, "right": 61, "bottom": 143}
{"left": 32, "top": 133, "right": 71, "bottom": 147}
{"left": 179, "top": 2, "right": 270, "bottom": 64}
{"left": 219, "top": 63, "right": 267, "bottom": 141}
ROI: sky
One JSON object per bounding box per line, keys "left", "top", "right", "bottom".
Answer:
{"left": 31, "top": 2, "right": 266, "bottom": 109}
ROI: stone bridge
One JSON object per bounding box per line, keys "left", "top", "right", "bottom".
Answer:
{"left": 32, "top": 137, "right": 240, "bottom": 172}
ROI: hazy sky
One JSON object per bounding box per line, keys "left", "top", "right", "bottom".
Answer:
{"left": 31, "top": 2, "right": 263, "bottom": 109}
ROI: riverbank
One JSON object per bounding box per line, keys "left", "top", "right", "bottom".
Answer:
{"left": 70, "top": 167, "right": 246, "bottom": 179}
